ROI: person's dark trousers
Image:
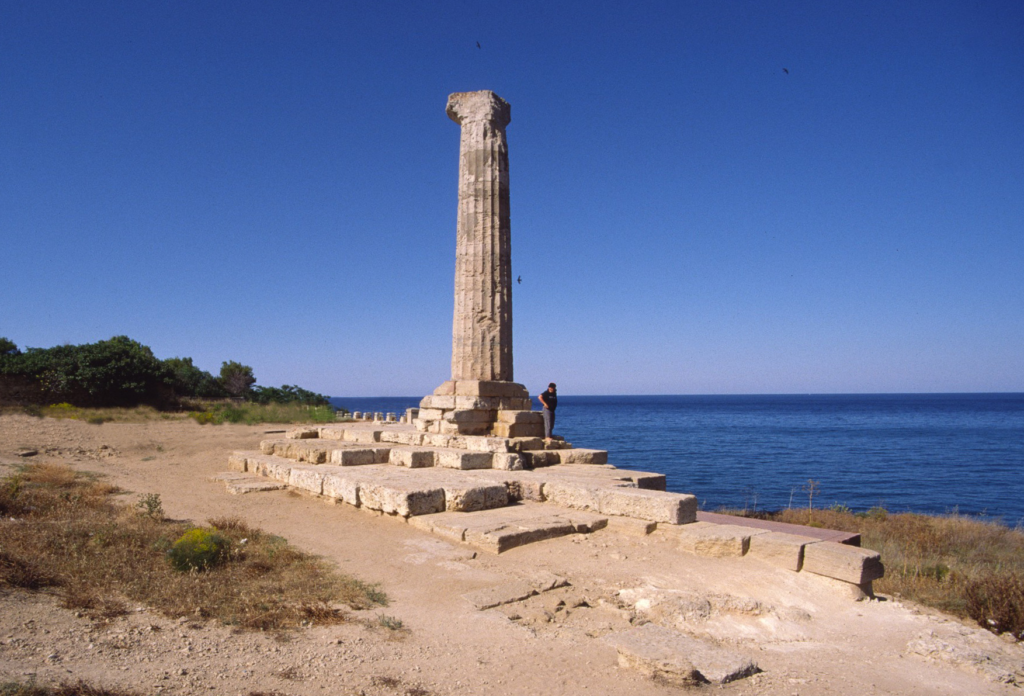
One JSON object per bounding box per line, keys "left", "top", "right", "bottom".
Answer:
{"left": 542, "top": 408, "right": 555, "bottom": 438}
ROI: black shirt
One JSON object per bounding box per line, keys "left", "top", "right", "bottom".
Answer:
{"left": 540, "top": 390, "right": 557, "bottom": 411}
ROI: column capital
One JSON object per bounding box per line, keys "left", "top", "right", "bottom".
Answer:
{"left": 446, "top": 90, "right": 511, "bottom": 128}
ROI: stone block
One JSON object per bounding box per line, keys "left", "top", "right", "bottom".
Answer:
{"left": 432, "top": 380, "right": 456, "bottom": 396}
{"left": 599, "top": 488, "right": 698, "bottom": 525}
{"left": 604, "top": 623, "right": 759, "bottom": 686}
{"left": 420, "top": 395, "right": 456, "bottom": 410}
{"left": 454, "top": 380, "right": 529, "bottom": 398}
{"left": 251, "top": 456, "right": 292, "bottom": 482}
{"left": 435, "top": 449, "right": 493, "bottom": 470}
{"left": 523, "top": 450, "right": 559, "bottom": 468}
{"left": 225, "top": 478, "right": 288, "bottom": 494}
{"left": 288, "top": 466, "right": 325, "bottom": 495}
{"left": 443, "top": 482, "right": 509, "bottom": 512}
{"left": 465, "top": 518, "right": 577, "bottom": 554}
{"left": 228, "top": 453, "right": 248, "bottom": 472}
{"left": 748, "top": 532, "right": 819, "bottom": 571}
{"left": 462, "top": 580, "right": 537, "bottom": 610}
{"left": 509, "top": 437, "right": 545, "bottom": 451}
{"left": 358, "top": 480, "right": 445, "bottom": 517}
{"left": 389, "top": 447, "right": 434, "bottom": 468}
{"left": 604, "top": 517, "right": 659, "bottom": 537}
{"left": 379, "top": 430, "right": 424, "bottom": 446}
{"left": 802, "top": 542, "right": 885, "bottom": 584}
{"left": 439, "top": 420, "right": 491, "bottom": 436}
{"left": 417, "top": 408, "right": 445, "bottom": 421}
{"left": 317, "top": 427, "right": 345, "bottom": 441}
{"left": 553, "top": 448, "right": 609, "bottom": 465}
{"left": 678, "top": 524, "right": 767, "bottom": 557}
{"left": 558, "top": 510, "right": 609, "bottom": 533}
{"left": 286, "top": 427, "right": 320, "bottom": 439}
{"left": 422, "top": 434, "right": 453, "bottom": 448}
{"left": 443, "top": 408, "right": 496, "bottom": 423}
{"left": 542, "top": 481, "right": 601, "bottom": 511}
{"left": 463, "top": 436, "right": 513, "bottom": 453}
{"left": 492, "top": 421, "right": 545, "bottom": 439}
{"left": 492, "top": 452, "right": 525, "bottom": 471}
{"left": 330, "top": 447, "right": 391, "bottom": 466}
{"left": 322, "top": 472, "right": 360, "bottom": 506}
{"left": 504, "top": 478, "right": 545, "bottom": 502}
{"left": 342, "top": 429, "right": 381, "bottom": 444}
{"left": 496, "top": 410, "right": 542, "bottom": 424}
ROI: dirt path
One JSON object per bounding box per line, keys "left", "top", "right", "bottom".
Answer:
{"left": 1, "top": 415, "right": 1021, "bottom": 695}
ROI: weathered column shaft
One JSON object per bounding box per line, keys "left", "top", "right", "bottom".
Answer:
{"left": 447, "top": 91, "right": 513, "bottom": 382}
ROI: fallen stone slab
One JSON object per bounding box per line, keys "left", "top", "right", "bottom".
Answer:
{"left": 225, "top": 479, "right": 289, "bottom": 495}
{"left": 696, "top": 511, "right": 862, "bottom": 545}
{"left": 802, "top": 541, "right": 885, "bottom": 584}
{"left": 465, "top": 516, "right": 577, "bottom": 554}
{"left": 678, "top": 523, "right": 768, "bottom": 557}
{"left": 285, "top": 427, "right": 320, "bottom": 439}
{"left": 462, "top": 580, "right": 538, "bottom": 610}
{"left": 604, "top": 623, "right": 760, "bottom": 686}
{"left": 747, "top": 531, "right": 819, "bottom": 571}
{"left": 603, "top": 517, "right": 659, "bottom": 537}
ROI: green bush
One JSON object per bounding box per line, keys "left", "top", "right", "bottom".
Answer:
{"left": 167, "top": 528, "right": 230, "bottom": 572}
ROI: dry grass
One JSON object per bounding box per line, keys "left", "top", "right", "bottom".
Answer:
{"left": 737, "top": 506, "right": 1024, "bottom": 639}
{"left": 0, "top": 682, "right": 140, "bottom": 696}
{"left": 0, "top": 464, "right": 385, "bottom": 630}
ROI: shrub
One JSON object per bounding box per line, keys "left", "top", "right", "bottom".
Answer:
{"left": 168, "top": 528, "right": 230, "bottom": 572}
{"left": 964, "top": 572, "right": 1024, "bottom": 639}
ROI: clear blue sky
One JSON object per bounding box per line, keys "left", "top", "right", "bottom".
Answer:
{"left": 2, "top": 1, "right": 1022, "bottom": 396}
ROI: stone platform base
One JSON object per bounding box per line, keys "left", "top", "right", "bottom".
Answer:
{"left": 415, "top": 380, "right": 544, "bottom": 437}
{"left": 221, "top": 421, "right": 884, "bottom": 594}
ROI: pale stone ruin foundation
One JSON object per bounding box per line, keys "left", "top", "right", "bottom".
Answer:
{"left": 220, "top": 90, "right": 884, "bottom": 686}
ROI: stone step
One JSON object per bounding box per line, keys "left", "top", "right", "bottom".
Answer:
{"left": 259, "top": 439, "right": 393, "bottom": 465}
{"left": 409, "top": 501, "right": 608, "bottom": 554}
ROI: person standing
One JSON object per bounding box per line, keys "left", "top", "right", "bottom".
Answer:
{"left": 538, "top": 383, "right": 558, "bottom": 440}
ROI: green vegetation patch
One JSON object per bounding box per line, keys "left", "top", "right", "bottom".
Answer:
{"left": 0, "top": 464, "right": 385, "bottom": 630}
{"left": 0, "top": 681, "right": 141, "bottom": 696}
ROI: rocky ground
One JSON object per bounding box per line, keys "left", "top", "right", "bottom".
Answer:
{"left": 1, "top": 414, "right": 1021, "bottom": 695}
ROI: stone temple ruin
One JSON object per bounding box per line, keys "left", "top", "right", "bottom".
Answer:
{"left": 222, "top": 90, "right": 883, "bottom": 630}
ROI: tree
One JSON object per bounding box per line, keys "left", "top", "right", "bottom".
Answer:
{"left": 163, "top": 357, "right": 225, "bottom": 399}
{"left": 0, "top": 338, "right": 19, "bottom": 357}
{"left": 219, "top": 361, "right": 256, "bottom": 398}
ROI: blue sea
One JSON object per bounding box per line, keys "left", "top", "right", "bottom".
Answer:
{"left": 330, "top": 393, "right": 1024, "bottom": 524}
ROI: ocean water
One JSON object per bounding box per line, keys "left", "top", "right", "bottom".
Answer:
{"left": 330, "top": 393, "right": 1024, "bottom": 524}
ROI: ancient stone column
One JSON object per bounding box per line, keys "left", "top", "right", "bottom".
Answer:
{"left": 446, "top": 90, "right": 513, "bottom": 382}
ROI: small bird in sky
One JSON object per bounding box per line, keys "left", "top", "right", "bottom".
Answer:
{"left": 476, "top": 41, "right": 481, "bottom": 49}
{"left": 517, "top": 275, "right": 522, "bottom": 284}
{"left": 783, "top": 68, "right": 790, "bottom": 74}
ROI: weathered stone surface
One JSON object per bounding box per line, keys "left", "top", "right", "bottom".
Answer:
{"left": 286, "top": 427, "right": 320, "bottom": 439}
{"left": 389, "top": 447, "right": 434, "bottom": 468}
{"left": 225, "top": 478, "right": 288, "bottom": 495}
{"left": 491, "top": 452, "right": 525, "bottom": 471}
{"left": 447, "top": 90, "right": 514, "bottom": 382}
{"left": 443, "top": 409, "right": 496, "bottom": 423}
{"left": 379, "top": 430, "right": 425, "bottom": 446}
{"left": 442, "top": 481, "right": 508, "bottom": 512}
{"left": 748, "top": 531, "right": 819, "bottom": 571}
{"left": 463, "top": 436, "right": 513, "bottom": 453}
{"left": 552, "top": 448, "right": 609, "bottom": 465}
{"left": 541, "top": 480, "right": 601, "bottom": 511}
{"left": 321, "top": 470, "right": 360, "bottom": 506}
{"left": 419, "top": 394, "right": 457, "bottom": 410}
{"left": 492, "top": 421, "right": 545, "bottom": 439}
{"left": 462, "top": 580, "right": 537, "bottom": 610}
{"left": 597, "top": 488, "right": 697, "bottom": 525}
{"left": 605, "top": 623, "right": 759, "bottom": 686}
{"left": 228, "top": 453, "right": 248, "bottom": 472}
{"left": 453, "top": 380, "right": 529, "bottom": 398}
{"left": 259, "top": 439, "right": 342, "bottom": 464}
{"left": 524, "top": 450, "right": 559, "bottom": 467}
{"left": 342, "top": 429, "right": 381, "bottom": 444}
{"left": 358, "top": 478, "right": 445, "bottom": 517}
{"left": 508, "top": 437, "right": 545, "bottom": 451}
{"left": 432, "top": 380, "right": 456, "bottom": 396}
{"left": 252, "top": 456, "right": 292, "bottom": 482}
{"left": 604, "top": 516, "right": 659, "bottom": 537}
{"left": 802, "top": 541, "right": 885, "bottom": 584}
{"left": 496, "top": 410, "right": 542, "bottom": 424}
{"left": 330, "top": 447, "right": 391, "bottom": 466}
{"left": 678, "top": 524, "right": 767, "bottom": 557}
{"left": 288, "top": 466, "right": 325, "bottom": 495}
{"left": 418, "top": 408, "right": 445, "bottom": 421}
{"left": 435, "top": 449, "right": 492, "bottom": 470}
{"left": 465, "top": 517, "right": 576, "bottom": 553}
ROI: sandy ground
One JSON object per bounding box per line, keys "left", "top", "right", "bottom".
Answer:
{"left": 1, "top": 414, "right": 1021, "bottom": 696}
